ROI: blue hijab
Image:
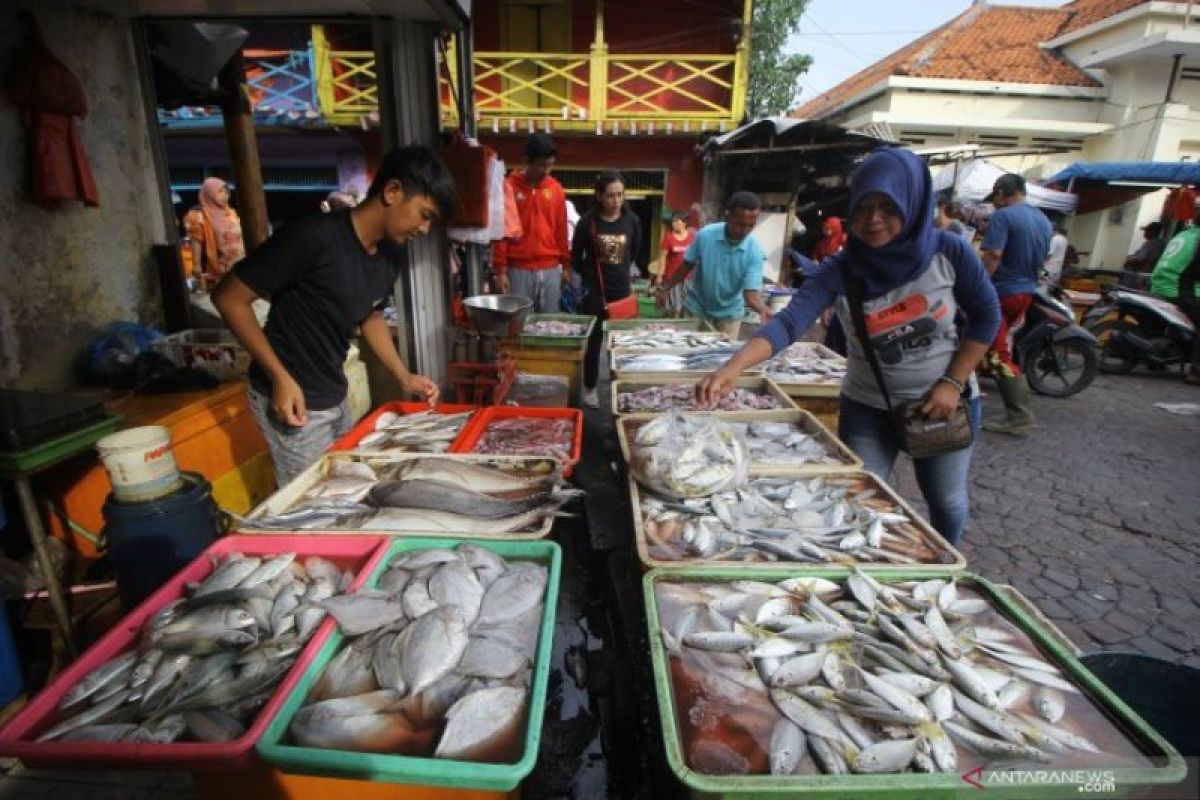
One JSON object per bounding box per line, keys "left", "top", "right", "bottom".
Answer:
{"left": 840, "top": 147, "right": 940, "bottom": 298}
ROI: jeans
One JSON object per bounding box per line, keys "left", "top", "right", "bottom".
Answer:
{"left": 508, "top": 266, "right": 562, "bottom": 314}
{"left": 837, "top": 395, "right": 982, "bottom": 546}
{"left": 248, "top": 386, "right": 352, "bottom": 488}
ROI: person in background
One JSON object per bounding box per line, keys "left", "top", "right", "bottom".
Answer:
{"left": 935, "top": 195, "right": 967, "bottom": 239}
{"left": 1161, "top": 184, "right": 1196, "bottom": 238}
{"left": 493, "top": 133, "right": 570, "bottom": 313}
{"left": 185, "top": 177, "right": 246, "bottom": 287}
{"left": 573, "top": 172, "right": 641, "bottom": 408}
{"left": 655, "top": 210, "right": 695, "bottom": 316}
{"left": 213, "top": 146, "right": 456, "bottom": 485}
{"left": 980, "top": 173, "right": 1052, "bottom": 435}
{"left": 813, "top": 216, "right": 847, "bottom": 261}
{"left": 1150, "top": 213, "right": 1200, "bottom": 385}
{"left": 1124, "top": 221, "right": 1165, "bottom": 274}
{"left": 656, "top": 191, "right": 772, "bottom": 339}
{"left": 1043, "top": 223, "right": 1070, "bottom": 285}
{"left": 320, "top": 190, "right": 359, "bottom": 213}
{"left": 697, "top": 148, "right": 999, "bottom": 546}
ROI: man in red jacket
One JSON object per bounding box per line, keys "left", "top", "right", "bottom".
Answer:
{"left": 494, "top": 134, "right": 570, "bottom": 312}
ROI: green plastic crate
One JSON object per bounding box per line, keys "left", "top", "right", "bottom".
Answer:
{"left": 638, "top": 296, "right": 667, "bottom": 318}
{"left": 518, "top": 313, "right": 597, "bottom": 349}
{"left": 0, "top": 414, "right": 121, "bottom": 476}
{"left": 257, "top": 536, "right": 562, "bottom": 792}
{"left": 643, "top": 567, "right": 1187, "bottom": 800}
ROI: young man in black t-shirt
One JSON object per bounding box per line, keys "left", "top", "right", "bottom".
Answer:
{"left": 213, "top": 146, "right": 456, "bottom": 485}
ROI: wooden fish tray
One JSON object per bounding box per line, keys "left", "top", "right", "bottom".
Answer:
{"left": 240, "top": 452, "right": 564, "bottom": 539}
{"left": 627, "top": 469, "right": 966, "bottom": 573}
{"left": 766, "top": 341, "right": 847, "bottom": 399}
{"left": 643, "top": 568, "right": 1186, "bottom": 799}
{"left": 611, "top": 377, "right": 796, "bottom": 418}
{"left": 615, "top": 409, "right": 862, "bottom": 475}
{"left": 609, "top": 346, "right": 763, "bottom": 381}
{"left": 604, "top": 329, "right": 731, "bottom": 354}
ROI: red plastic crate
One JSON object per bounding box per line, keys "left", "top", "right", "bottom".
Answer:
{"left": 0, "top": 534, "right": 391, "bottom": 771}
{"left": 328, "top": 401, "right": 479, "bottom": 452}
{"left": 453, "top": 406, "right": 583, "bottom": 478}
{"left": 448, "top": 355, "right": 517, "bottom": 406}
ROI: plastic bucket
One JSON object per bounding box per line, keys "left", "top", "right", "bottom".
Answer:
{"left": 96, "top": 425, "right": 182, "bottom": 503}
{"left": 101, "top": 472, "right": 222, "bottom": 609}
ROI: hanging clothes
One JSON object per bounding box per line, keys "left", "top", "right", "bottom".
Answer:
{"left": 7, "top": 15, "right": 99, "bottom": 208}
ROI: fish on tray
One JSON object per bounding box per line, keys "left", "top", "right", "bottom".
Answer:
{"left": 34, "top": 552, "right": 357, "bottom": 744}
{"left": 354, "top": 410, "right": 474, "bottom": 454}
{"left": 639, "top": 475, "right": 944, "bottom": 564}
{"left": 289, "top": 544, "right": 549, "bottom": 763}
{"left": 617, "top": 384, "right": 780, "bottom": 413}
{"left": 655, "top": 574, "right": 1132, "bottom": 777}
{"left": 245, "top": 457, "right": 579, "bottom": 534}
{"left": 470, "top": 417, "right": 575, "bottom": 463}
{"left": 614, "top": 344, "right": 744, "bottom": 373}
{"left": 523, "top": 320, "right": 588, "bottom": 337}
{"left": 765, "top": 343, "right": 847, "bottom": 385}
{"left": 609, "top": 331, "right": 729, "bottom": 350}
{"left": 726, "top": 421, "right": 847, "bottom": 467}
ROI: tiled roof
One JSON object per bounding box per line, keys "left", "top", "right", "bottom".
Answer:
{"left": 793, "top": 3, "right": 1100, "bottom": 119}
{"left": 1057, "top": 0, "right": 1187, "bottom": 36}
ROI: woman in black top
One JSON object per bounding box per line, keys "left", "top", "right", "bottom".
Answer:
{"left": 572, "top": 171, "right": 641, "bottom": 407}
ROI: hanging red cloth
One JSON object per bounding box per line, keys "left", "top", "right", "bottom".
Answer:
{"left": 813, "top": 216, "right": 847, "bottom": 261}
{"left": 7, "top": 15, "right": 99, "bottom": 208}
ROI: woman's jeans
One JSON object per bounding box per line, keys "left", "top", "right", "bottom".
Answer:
{"left": 837, "top": 395, "right": 982, "bottom": 546}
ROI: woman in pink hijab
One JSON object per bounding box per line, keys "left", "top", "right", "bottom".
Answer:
{"left": 185, "top": 177, "right": 246, "bottom": 285}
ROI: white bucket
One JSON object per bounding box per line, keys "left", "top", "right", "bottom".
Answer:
{"left": 96, "top": 426, "right": 183, "bottom": 503}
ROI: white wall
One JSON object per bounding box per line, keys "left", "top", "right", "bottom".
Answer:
{"left": 0, "top": 2, "right": 168, "bottom": 390}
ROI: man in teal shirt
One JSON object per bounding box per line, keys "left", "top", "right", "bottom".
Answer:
{"left": 656, "top": 191, "right": 772, "bottom": 338}
{"left": 1150, "top": 219, "right": 1200, "bottom": 384}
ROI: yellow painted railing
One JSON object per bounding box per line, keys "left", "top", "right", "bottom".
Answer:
{"left": 312, "top": 26, "right": 379, "bottom": 126}
{"left": 439, "top": 50, "right": 743, "bottom": 132}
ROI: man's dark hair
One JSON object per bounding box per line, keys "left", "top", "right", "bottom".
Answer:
{"left": 671, "top": 209, "right": 689, "bottom": 223}
{"left": 993, "top": 173, "right": 1026, "bottom": 198}
{"left": 366, "top": 146, "right": 457, "bottom": 223}
{"left": 594, "top": 170, "right": 624, "bottom": 195}
{"left": 525, "top": 133, "right": 557, "bottom": 160}
{"left": 727, "top": 191, "right": 761, "bottom": 213}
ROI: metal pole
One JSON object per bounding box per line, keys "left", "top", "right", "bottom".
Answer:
{"left": 15, "top": 477, "right": 77, "bottom": 657}
{"left": 456, "top": 22, "right": 486, "bottom": 297}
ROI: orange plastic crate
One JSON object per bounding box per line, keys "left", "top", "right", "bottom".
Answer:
{"left": 328, "top": 402, "right": 478, "bottom": 452}
{"left": 453, "top": 406, "right": 583, "bottom": 477}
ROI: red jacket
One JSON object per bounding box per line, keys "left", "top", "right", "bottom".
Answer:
{"left": 493, "top": 171, "right": 569, "bottom": 272}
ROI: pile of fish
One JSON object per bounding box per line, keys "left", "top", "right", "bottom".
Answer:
{"left": 617, "top": 383, "right": 781, "bottom": 413}
{"left": 471, "top": 417, "right": 575, "bottom": 463}
{"left": 639, "top": 475, "right": 944, "bottom": 564}
{"left": 34, "top": 552, "right": 356, "bottom": 744}
{"left": 289, "top": 544, "right": 548, "bottom": 763}
{"left": 614, "top": 345, "right": 746, "bottom": 374}
{"left": 765, "top": 343, "right": 847, "bottom": 386}
{"left": 246, "top": 457, "right": 577, "bottom": 535}
{"left": 354, "top": 410, "right": 474, "bottom": 454}
{"left": 523, "top": 319, "right": 588, "bottom": 337}
{"left": 630, "top": 413, "right": 748, "bottom": 499}
{"left": 726, "top": 420, "right": 848, "bottom": 467}
{"left": 656, "top": 574, "right": 1120, "bottom": 776}
{"left": 609, "top": 330, "right": 730, "bottom": 350}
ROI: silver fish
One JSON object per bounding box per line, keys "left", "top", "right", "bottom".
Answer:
{"left": 39, "top": 689, "right": 133, "bottom": 741}
{"left": 434, "top": 686, "right": 526, "bottom": 761}
{"left": 769, "top": 718, "right": 806, "bottom": 775}
{"left": 852, "top": 738, "right": 919, "bottom": 774}
{"left": 59, "top": 651, "right": 138, "bottom": 709}
{"left": 400, "top": 605, "right": 469, "bottom": 696}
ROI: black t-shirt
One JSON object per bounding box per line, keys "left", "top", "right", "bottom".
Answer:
{"left": 234, "top": 211, "right": 400, "bottom": 410}
{"left": 571, "top": 210, "right": 641, "bottom": 301}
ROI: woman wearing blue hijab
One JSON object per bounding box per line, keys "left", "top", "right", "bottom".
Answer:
{"left": 698, "top": 148, "right": 1001, "bottom": 545}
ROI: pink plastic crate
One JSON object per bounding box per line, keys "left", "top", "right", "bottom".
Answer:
{"left": 0, "top": 534, "right": 390, "bottom": 771}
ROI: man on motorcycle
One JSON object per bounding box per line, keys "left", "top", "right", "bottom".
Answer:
{"left": 1150, "top": 215, "right": 1200, "bottom": 384}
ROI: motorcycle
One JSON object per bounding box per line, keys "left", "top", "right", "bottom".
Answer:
{"left": 1082, "top": 288, "right": 1196, "bottom": 375}
{"left": 1012, "top": 285, "right": 1099, "bottom": 397}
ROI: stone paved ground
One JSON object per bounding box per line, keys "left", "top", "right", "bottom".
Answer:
{"left": 890, "top": 369, "right": 1200, "bottom": 668}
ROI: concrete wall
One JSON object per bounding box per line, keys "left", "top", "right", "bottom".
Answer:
{"left": 0, "top": 2, "right": 167, "bottom": 390}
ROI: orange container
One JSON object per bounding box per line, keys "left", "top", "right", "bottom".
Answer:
{"left": 329, "top": 402, "right": 478, "bottom": 452}
{"left": 453, "top": 406, "right": 583, "bottom": 477}
{"left": 35, "top": 383, "right": 270, "bottom": 556}
{"left": 191, "top": 760, "right": 520, "bottom": 800}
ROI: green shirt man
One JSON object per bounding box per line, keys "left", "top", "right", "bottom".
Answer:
{"left": 1151, "top": 226, "right": 1200, "bottom": 302}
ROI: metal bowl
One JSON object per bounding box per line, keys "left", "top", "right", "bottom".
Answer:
{"left": 462, "top": 294, "right": 533, "bottom": 336}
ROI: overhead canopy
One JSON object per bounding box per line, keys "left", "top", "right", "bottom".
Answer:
{"left": 1044, "top": 161, "right": 1200, "bottom": 215}
{"left": 933, "top": 158, "right": 1078, "bottom": 214}
{"left": 703, "top": 116, "right": 892, "bottom": 157}
{"left": 1045, "top": 161, "right": 1200, "bottom": 186}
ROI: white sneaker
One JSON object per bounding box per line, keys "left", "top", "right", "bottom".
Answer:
{"left": 583, "top": 387, "right": 600, "bottom": 408}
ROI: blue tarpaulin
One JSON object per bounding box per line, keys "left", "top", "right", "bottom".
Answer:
{"left": 1046, "top": 162, "right": 1200, "bottom": 186}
